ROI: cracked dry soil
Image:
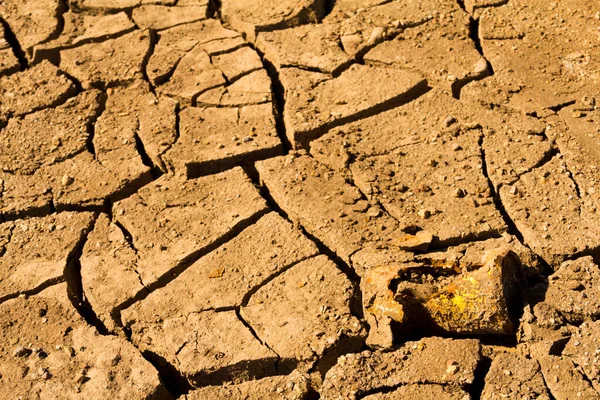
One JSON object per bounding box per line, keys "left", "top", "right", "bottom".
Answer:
{"left": 1, "top": 0, "right": 600, "bottom": 399}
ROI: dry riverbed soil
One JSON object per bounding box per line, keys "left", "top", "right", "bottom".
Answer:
{"left": 1, "top": 0, "right": 600, "bottom": 399}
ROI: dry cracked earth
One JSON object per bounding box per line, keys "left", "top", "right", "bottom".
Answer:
{"left": 1, "top": 0, "right": 600, "bottom": 399}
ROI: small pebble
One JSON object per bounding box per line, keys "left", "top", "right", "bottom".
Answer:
{"left": 446, "top": 361, "right": 459, "bottom": 375}
{"left": 446, "top": 364, "right": 459, "bottom": 374}
{"left": 417, "top": 209, "right": 431, "bottom": 219}
{"left": 61, "top": 175, "right": 74, "bottom": 187}
{"left": 474, "top": 58, "right": 489, "bottom": 74}
{"left": 368, "top": 27, "right": 385, "bottom": 44}
{"left": 443, "top": 116, "right": 457, "bottom": 127}
{"left": 12, "top": 346, "right": 32, "bottom": 358}
{"left": 452, "top": 188, "right": 465, "bottom": 198}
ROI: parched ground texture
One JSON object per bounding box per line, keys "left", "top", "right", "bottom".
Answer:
{"left": 1, "top": 0, "right": 600, "bottom": 399}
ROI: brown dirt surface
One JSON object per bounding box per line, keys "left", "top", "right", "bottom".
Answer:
{"left": 2, "top": 0, "right": 600, "bottom": 399}
{"left": 0, "top": 283, "right": 167, "bottom": 399}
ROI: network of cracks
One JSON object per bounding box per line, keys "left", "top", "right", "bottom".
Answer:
{"left": 1, "top": 0, "right": 600, "bottom": 399}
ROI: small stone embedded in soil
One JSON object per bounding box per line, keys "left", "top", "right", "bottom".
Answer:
{"left": 61, "top": 175, "right": 74, "bottom": 187}
{"left": 12, "top": 346, "right": 32, "bottom": 358}
{"left": 208, "top": 267, "right": 225, "bottom": 279}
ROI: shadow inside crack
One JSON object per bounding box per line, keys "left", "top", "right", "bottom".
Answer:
{"left": 0, "top": 18, "right": 28, "bottom": 70}
{"left": 300, "top": 81, "right": 431, "bottom": 151}
{"left": 311, "top": 332, "right": 366, "bottom": 379}
{"left": 142, "top": 350, "right": 192, "bottom": 397}
{"left": 64, "top": 213, "right": 111, "bottom": 335}
{"left": 467, "top": 355, "right": 492, "bottom": 400}
{"left": 184, "top": 145, "right": 283, "bottom": 179}
{"left": 189, "top": 357, "right": 279, "bottom": 389}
